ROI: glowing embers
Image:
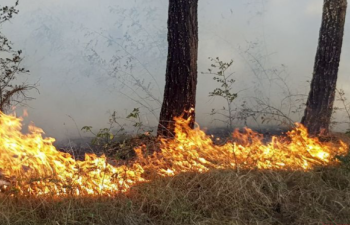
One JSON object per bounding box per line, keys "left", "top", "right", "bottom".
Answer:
{"left": 0, "top": 111, "right": 348, "bottom": 196}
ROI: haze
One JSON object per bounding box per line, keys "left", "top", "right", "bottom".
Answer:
{"left": 2, "top": 0, "right": 350, "bottom": 144}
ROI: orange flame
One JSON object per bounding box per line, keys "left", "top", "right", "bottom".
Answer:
{"left": 0, "top": 111, "right": 348, "bottom": 196}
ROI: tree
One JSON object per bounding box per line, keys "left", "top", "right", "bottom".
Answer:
{"left": 301, "top": 0, "right": 347, "bottom": 135}
{"left": 157, "top": 0, "right": 198, "bottom": 137}
{"left": 0, "top": 1, "right": 34, "bottom": 112}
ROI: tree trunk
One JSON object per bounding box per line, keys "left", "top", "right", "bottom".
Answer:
{"left": 301, "top": 0, "right": 347, "bottom": 135}
{"left": 157, "top": 0, "right": 198, "bottom": 137}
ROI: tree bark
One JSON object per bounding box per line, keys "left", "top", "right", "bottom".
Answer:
{"left": 301, "top": 0, "right": 347, "bottom": 135}
{"left": 157, "top": 0, "right": 198, "bottom": 137}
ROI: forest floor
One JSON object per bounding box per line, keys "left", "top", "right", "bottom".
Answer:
{"left": 1, "top": 129, "right": 350, "bottom": 225}
{"left": 0, "top": 167, "right": 349, "bottom": 225}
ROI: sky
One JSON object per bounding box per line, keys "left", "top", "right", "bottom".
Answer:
{"left": 2, "top": 0, "right": 350, "bottom": 143}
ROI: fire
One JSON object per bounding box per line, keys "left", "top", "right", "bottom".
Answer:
{"left": 0, "top": 111, "right": 348, "bottom": 196}
{"left": 0, "top": 112, "right": 145, "bottom": 196}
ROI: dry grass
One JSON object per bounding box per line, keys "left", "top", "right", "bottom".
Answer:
{"left": 0, "top": 167, "right": 349, "bottom": 225}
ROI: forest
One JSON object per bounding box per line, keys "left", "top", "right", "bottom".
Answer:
{"left": 0, "top": 0, "right": 350, "bottom": 224}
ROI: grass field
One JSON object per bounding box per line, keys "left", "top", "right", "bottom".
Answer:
{"left": 0, "top": 167, "right": 349, "bottom": 225}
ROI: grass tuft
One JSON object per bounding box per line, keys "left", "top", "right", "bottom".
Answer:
{"left": 0, "top": 167, "right": 349, "bottom": 225}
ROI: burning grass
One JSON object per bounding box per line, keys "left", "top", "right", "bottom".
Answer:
{"left": 0, "top": 168, "right": 349, "bottom": 224}
{"left": 0, "top": 111, "right": 350, "bottom": 223}
{"left": 0, "top": 111, "right": 348, "bottom": 196}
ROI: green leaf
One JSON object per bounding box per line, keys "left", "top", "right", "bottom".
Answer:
{"left": 81, "top": 126, "right": 93, "bottom": 132}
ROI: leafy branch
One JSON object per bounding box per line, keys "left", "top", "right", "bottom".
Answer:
{"left": 0, "top": 1, "right": 36, "bottom": 112}
{"left": 202, "top": 57, "right": 237, "bottom": 130}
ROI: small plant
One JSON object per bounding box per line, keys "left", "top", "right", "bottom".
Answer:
{"left": 202, "top": 57, "right": 237, "bottom": 130}
{"left": 126, "top": 108, "right": 143, "bottom": 134}
{"left": 81, "top": 108, "right": 156, "bottom": 160}
{"left": 332, "top": 88, "right": 350, "bottom": 135}
{"left": 81, "top": 111, "right": 126, "bottom": 148}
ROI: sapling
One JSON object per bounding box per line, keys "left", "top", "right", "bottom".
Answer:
{"left": 202, "top": 57, "right": 237, "bottom": 130}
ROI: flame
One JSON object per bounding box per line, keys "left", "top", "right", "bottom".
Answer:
{"left": 0, "top": 111, "right": 348, "bottom": 196}
{"left": 0, "top": 112, "right": 145, "bottom": 196}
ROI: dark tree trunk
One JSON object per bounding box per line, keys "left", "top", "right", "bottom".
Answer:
{"left": 301, "top": 0, "right": 347, "bottom": 135}
{"left": 157, "top": 0, "right": 198, "bottom": 137}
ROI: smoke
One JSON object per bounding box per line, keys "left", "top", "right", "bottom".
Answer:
{"left": 2, "top": 0, "right": 350, "bottom": 143}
